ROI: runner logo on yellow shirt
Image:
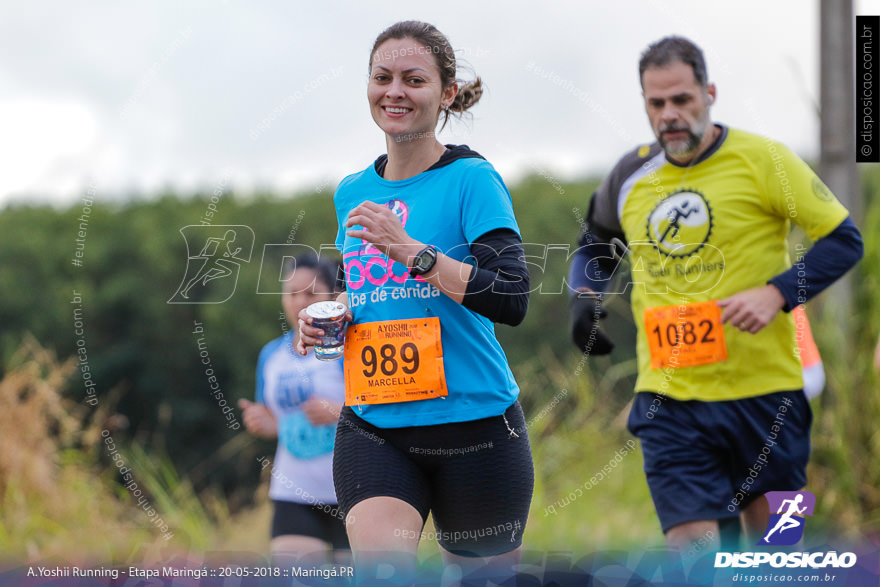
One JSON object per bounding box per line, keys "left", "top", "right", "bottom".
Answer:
{"left": 646, "top": 189, "right": 714, "bottom": 258}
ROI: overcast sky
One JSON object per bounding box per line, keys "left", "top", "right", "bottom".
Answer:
{"left": 2, "top": 0, "right": 878, "bottom": 207}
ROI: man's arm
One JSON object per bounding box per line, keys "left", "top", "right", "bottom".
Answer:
{"left": 768, "top": 216, "right": 863, "bottom": 311}
{"left": 568, "top": 197, "right": 627, "bottom": 355}
{"left": 719, "top": 217, "right": 863, "bottom": 334}
{"left": 568, "top": 144, "right": 662, "bottom": 354}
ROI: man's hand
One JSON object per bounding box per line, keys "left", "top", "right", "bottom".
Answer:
{"left": 718, "top": 284, "right": 786, "bottom": 335}
{"left": 570, "top": 290, "right": 614, "bottom": 355}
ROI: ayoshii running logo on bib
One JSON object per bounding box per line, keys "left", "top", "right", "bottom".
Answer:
{"left": 645, "top": 189, "right": 714, "bottom": 258}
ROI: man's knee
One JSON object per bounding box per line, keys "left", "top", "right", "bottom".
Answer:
{"left": 665, "top": 520, "right": 720, "bottom": 551}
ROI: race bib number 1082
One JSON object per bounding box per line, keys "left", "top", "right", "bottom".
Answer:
{"left": 643, "top": 300, "right": 728, "bottom": 369}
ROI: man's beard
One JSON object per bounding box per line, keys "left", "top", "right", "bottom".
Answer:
{"left": 658, "top": 120, "right": 707, "bottom": 158}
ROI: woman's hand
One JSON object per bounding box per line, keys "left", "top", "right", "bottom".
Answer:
{"left": 301, "top": 397, "right": 343, "bottom": 426}
{"left": 345, "top": 201, "right": 423, "bottom": 266}
{"left": 295, "top": 295, "right": 353, "bottom": 356}
{"left": 238, "top": 399, "right": 278, "bottom": 438}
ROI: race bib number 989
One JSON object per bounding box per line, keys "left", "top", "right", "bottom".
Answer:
{"left": 343, "top": 317, "right": 448, "bottom": 406}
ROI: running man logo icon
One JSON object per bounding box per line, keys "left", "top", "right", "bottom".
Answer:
{"left": 645, "top": 189, "right": 714, "bottom": 258}
{"left": 759, "top": 490, "right": 816, "bottom": 546}
{"left": 168, "top": 225, "right": 255, "bottom": 304}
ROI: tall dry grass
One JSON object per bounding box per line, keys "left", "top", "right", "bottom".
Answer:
{"left": 0, "top": 337, "right": 227, "bottom": 564}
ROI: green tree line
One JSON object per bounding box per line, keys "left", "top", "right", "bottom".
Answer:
{"left": 0, "top": 177, "right": 606, "bottom": 505}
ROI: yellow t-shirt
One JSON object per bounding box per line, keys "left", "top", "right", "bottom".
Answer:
{"left": 592, "top": 127, "right": 848, "bottom": 401}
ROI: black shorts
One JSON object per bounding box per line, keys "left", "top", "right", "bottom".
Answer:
{"left": 271, "top": 500, "right": 350, "bottom": 550}
{"left": 333, "top": 402, "right": 534, "bottom": 557}
{"left": 627, "top": 390, "right": 812, "bottom": 533}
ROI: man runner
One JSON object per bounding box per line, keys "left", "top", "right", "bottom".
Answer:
{"left": 569, "top": 36, "right": 863, "bottom": 554}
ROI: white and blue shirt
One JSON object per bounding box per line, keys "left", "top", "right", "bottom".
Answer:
{"left": 256, "top": 332, "right": 344, "bottom": 504}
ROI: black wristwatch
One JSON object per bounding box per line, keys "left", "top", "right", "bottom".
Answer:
{"left": 409, "top": 245, "right": 438, "bottom": 277}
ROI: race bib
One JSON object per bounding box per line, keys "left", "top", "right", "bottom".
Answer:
{"left": 644, "top": 300, "right": 727, "bottom": 369}
{"left": 343, "top": 317, "right": 448, "bottom": 406}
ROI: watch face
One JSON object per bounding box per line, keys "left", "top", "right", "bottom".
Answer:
{"left": 412, "top": 246, "right": 437, "bottom": 275}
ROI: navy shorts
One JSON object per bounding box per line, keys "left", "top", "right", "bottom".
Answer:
{"left": 627, "top": 390, "right": 812, "bottom": 533}
{"left": 271, "top": 500, "right": 350, "bottom": 550}
{"left": 333, "top": 402, "right": 534, "bottom": 557}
